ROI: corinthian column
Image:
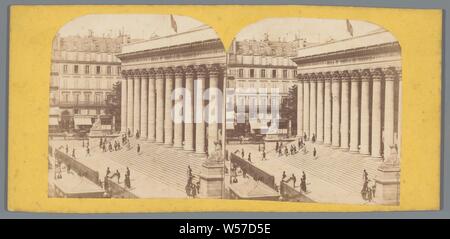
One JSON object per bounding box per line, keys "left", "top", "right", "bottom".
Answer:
{"left": 133, "top": 70, "right": 141, "bottom": 137}
{"left": 340, "top": 71, "right": 350, "bottom": 150}
{"left": 303, "top": 75, "right": 310, "bottom": 139}
{"left": 324, "top": 72, "right": 332, "bottom": 145}
{"left": 126, "top": 70, "right": 134, "bottom": 136}
{"left": 207, "top": 65, "right": 220, "bottom": 155}
{"left": 147, "top": 69, "right": 156, "bottom": 141}
{"left": 371, "top": 68, "right": 383, "bottom": 158}
{"left": 349, "top": 70, "right": 360, "bottom": 152}
{"left": 155, "top": 68, "right": 165, "bottom": 143}
{"left": 331, "top": 71, "right": 341, "bottom": 147}
{"left": 173, "top": 67, "right": 185, "bottom": 149}
{"left": 316, "top": 73, "right": 324, "bottom": 143}
{"left": 195, "top": 66, "right": 207, "bottom": 155}
{"left": 140, "top": 70, "right": 149, "bottom": 139}
{"left": 310, "top": 73, "right": 317, "bottom": 139}
{"left": 120, "top": 71, "right": 127, "bottom": 133}
{"left": 383, "top": 67, "right": 397, "bottom": 159}
{"left": 360, "top": 69, "right": 371, "bottom": 155}
{"left": 296, "top": 76, "right": 303, "bottom": 137}
{"left": 184, "top": 66, "right": 195, "bottom": 151}
{"left": 164, "top": 68, "right": 174, "bottom": 146}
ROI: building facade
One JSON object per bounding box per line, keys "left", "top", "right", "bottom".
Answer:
{"left": 117, "top": 25, "right": 227, "bottom": 156}
{"left": 226, "top": 37, "right": 307, "bottom": 137}
{"left": 50, "top": 32, "right": 131, "bottom": 132}
{"left": 292, "top": 29, "right": 402, "bottom": 161}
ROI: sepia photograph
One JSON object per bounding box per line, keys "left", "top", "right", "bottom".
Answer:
{"left": 47, "top": 14, "right": 401, "bottom": 205}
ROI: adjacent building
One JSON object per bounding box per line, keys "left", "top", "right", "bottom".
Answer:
{"left": 226, "top": 36, "right": 309, "bottom": 137}
{"left": 49, "top": 32, "right": 132, "bottom": 133}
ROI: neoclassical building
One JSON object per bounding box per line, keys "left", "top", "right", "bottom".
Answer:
{"left": 116, "top": 25, "right": 227, "bottom": 156}
{"left": 291, "top": 28, "right": 402, "bottom": 161}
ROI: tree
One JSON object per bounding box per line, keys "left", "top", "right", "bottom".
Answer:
{"left": 280, "top": 84, "right": 298, "bottom": 135}
{"left": 105, "top": 81, "right": 121, "bottom": 132}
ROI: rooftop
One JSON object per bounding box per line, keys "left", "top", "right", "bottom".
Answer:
{"left": 121, "top": 25, "right": 221, "bottom": 54}
{"left": 295, "top": 28, "right": 398, "bottom": 58}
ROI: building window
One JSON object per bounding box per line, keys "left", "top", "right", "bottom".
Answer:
{"left": 249, "top": 69, "right": 255, "bottom": 78}
{"left": 294, "top": 70, "right": 297, "bottom": 77}
{"left": 74, "top": 109, "right": 80, "bottom": 114}
{"left": 272, "top": 69, "right": 277, "bottom": 78}
{"left": 283, "top": 69, "right": 288, "bottom": 78}
{"left": 84, "top": 93, "right": 91, "bottom": 103}
{"left": 62, "top": 93, "right": 69, "bottom": 102}
{"left": 96, "top": 66, "right": 101, "bottom": 75}
{"left": 63, "top": 65, "right": 68, "bottom": 73}
{"left": 85, "top": 65, "right": 90, "bottom": 74}
{"left": 261, "top": 69, "right": 266, "bottom": 78}
{"left": 238, "top": 69, "right": 244, "bottom": 78}
{"left": 96, "top": 109, "right": 101, "bottom": 115}
{"left": 117, "top": 66, "right": 121, "bottom": 75}
{"left": 74, "top": 65, "right": 79, "bottom": 74}
{"left": 107, "top": 66, "right": 112, "bottom": 75}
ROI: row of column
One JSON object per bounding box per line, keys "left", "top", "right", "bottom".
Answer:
{"left": 120, "top": 64, "right": 223, "bottom": 156}
{"left": 296, "top": 67, "right": 401, "bottom": 159}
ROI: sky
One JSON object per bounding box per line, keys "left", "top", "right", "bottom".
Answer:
{"left": 235, "top": 18, "right": 383, "bottom": 43}
{"left": 58, "top": 15, "right": 384, "bottom": 43}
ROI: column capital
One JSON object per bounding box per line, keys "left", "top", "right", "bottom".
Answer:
{"left": 361, "top": 69, "right": 371, "bottom": 82}
{"left": 383, "top": 67, "right": 398, "bottom": 82}
{"left": 340, "top": 70, "right": 351, "bottom": 82}
{"left": 302, "top": 73, "right": 311, "bottom": 82}
{"left": 310, "top": 73, "right": 319, "bottom": 82}
{"left": 127, "top": 69, "right": 135, "bottom": 78}
{"left": 316, "top": 72, "right": 325, "bottom": 82}
{"left": 175, "top": 66, "right": 185, "bottom": 78}
{"left": 208, "top": 64, "right": 221, "bottom": 77}
{"left": 196, "top": 65, "right": 208, "bottom": 78}
{"left": 351, "top": 70, "right": 361, "bottom": 81}
{"left": 156, "top": 68, "right": 165, "bottom": 78}
{"left": 324, "top": 72, "right": 333, "bottom": 81}
{"left": 371, "top": 68, "right": 384, "bottom": 82}
{"left": 134, "top": 69, "right": 142, "bottom": 78}
{"left": 147, "top": 68, "right": 156, "bottom": 79}
{"left": 121, "top": 70, "right": 128, "bottom": 78}
{"left": 164, "top": 67, "right": 175, "bottom": 78}
{"left": 185, "top": 65, "right": 196, "bottom": 78}
{"left": 331, "top": 71, "right": 341, "bottom": 81}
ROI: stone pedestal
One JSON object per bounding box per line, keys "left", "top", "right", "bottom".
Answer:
{"left": 375, "top": 146, "right": 400, "bottom": 205}
{"left": 199, "top": 145, "right": 224, "bottom": 199}
{"left": 199, "top": 160, "right": 224, "bottom": 199}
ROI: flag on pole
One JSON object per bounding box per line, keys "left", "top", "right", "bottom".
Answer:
{"left": 170, "top": 14, "right": 178, "bottom": 33}
{"left": 346, "top": 19, "right": 354, "bottom": 37}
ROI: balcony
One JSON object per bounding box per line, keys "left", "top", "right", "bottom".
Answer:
{"left": 53, "top": 100, "right": 106, "bottom": 107}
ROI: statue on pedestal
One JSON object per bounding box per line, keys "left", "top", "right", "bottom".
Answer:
{"left": 91, "top": 115, "right": 102, "bottom": 130}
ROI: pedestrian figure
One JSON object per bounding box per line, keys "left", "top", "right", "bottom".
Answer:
{"left": 304, "top": 132, "right": 307, "bottom": 142}
{"left": 262, "top": 150, "right": 266, "bottom": 160}
{"left": 124, "top": 173, "right": 131, "bottom": 188}
{"left": 106, "top": 167, "right": 111, "bottom": 177}
{"left": 258, "top": 144, "right": 261, "bottom": 152}
{"left": 109, "top": 142, "right": 113, "bottom": 152}
{"left": 72, "top": 148, "right": 76, "bottom": 158}
{"left": 372, "top": 181, "right": 376, "bottom": 198}
{"left": 248, "top": 153, "right": 252, "bottom": 163}
{"left": 115, "top": 169, "right": 121, "bottom": 183}
{"left": 312, "top": 133, "right": 316, "bottom": 143}
{"left": 65, "top": 144, "right": 68, "bottom": 154}
{"left": 241, "top": 148, "right": 245, "bottom": 158}
{"left": 187, "top": 166, "right": 192, "bottom": 178}
{"left": 126, "top": 167, "right": 130, "bottom": 177}
{"left": 276, "top": 141, "right": 279, "bottom": 152}
{"left": 86, "top": 146, "right": 90, "bottom": 157}
{"left": 82, "top": 140, "right": 85, "bottom": 148}
{"left": 137, "top": 144, "right": 141, "bottom": 154}
{"left": 363, "top": 169, "right": 368, "bottom": 182}
{"left": 291, "top": 174, "right": 297, "bottom": 188}
{"left": 282, "top": 171, "right": 287, "bottom": 181}
{"left": 313, "top": 147, "right": 317, "bottom": 159}
{"left": 284, "top": 146, "right": 289, "bottom": 157}
{"left": 128, "top": 128, "right": 131, "bottom": 138}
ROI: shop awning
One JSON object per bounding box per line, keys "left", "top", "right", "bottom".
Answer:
{"left": 48, "top": 117, "right": 59, "bottom": 126}
{"left": 74, "top": 117, "right": 92, "bottom": 126}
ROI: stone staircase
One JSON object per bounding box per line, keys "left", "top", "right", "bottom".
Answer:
{"left": 266, "top": 141, "right": 381, "bottom": 194}
{"left": 105, "top": 137, "right": 205, "bottom": 193}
